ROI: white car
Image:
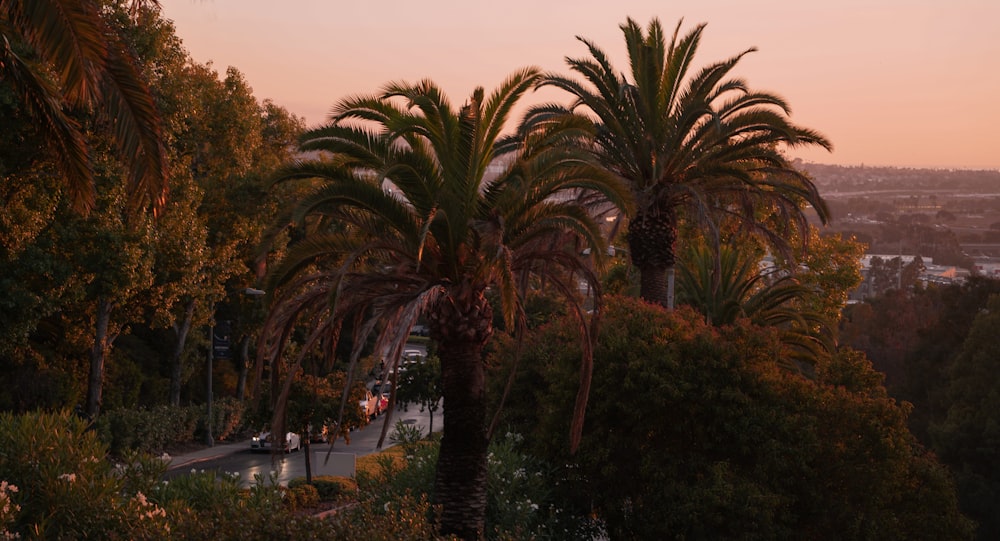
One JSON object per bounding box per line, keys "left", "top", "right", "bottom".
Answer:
{"left": 250, "top": 431, "right": 301, "bottom": 453}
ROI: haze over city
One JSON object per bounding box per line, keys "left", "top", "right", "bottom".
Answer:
{"left": 162, "top": 0, "right": 999, "bottom": 171}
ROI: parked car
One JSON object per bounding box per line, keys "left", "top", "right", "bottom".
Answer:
{"left": 371, "top": 380, "right": 393, "bottom": 397}
{"left": 409, "top": 324, "right": 429, "bottom": 336}
{"left": 250, "top": 431, "right": 301, "bottom": 453}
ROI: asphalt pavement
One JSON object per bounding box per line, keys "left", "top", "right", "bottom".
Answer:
{"left": 164, "top": 400, "right": 442, "bottom": 485}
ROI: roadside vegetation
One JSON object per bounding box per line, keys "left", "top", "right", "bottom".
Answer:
{"left": 2, "top": 2, "right": 998, "bottom": 540}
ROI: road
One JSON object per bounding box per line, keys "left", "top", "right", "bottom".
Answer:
{"left": 165, "top": 401, "right": 441, "bottom": 488}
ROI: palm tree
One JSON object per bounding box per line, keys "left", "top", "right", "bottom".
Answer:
{"left": 0, "top": 0, "right": 167, "bottom": 213}
{"left": 676, "top": 240, "right": 834, "bottom": 368}
{"left": 530, "top": 17, "right": 832, "bottom": 308}
{"left": 257, "top": 69, "right": 627, "bottom": 539}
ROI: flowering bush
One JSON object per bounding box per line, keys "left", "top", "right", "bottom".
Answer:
{"left": 0, "top": 410, "right": 171, "bottom": 539}
{"left": 0, "top": 481, "right": 19, "bottom": 540}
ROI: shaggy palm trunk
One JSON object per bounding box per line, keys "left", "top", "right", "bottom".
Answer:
{"left": 428, "top": 284, "right": 494, "bottom": 540}
{"left": 627, "top": 208, "right": 678, "bottom": 309}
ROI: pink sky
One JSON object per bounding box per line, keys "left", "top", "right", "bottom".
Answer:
{"left": 162, "top": 0, "right": 999, "bottom": 170}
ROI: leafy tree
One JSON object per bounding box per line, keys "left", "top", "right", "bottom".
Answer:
{"left": 491, "top": 296, "right": 973, "bottom": 540}
{"left": 530, "top": 17, "right": 830, "bottom": 308}
{"left": 902, "top": 255, "right": 926, "bottom": 290}
{"left": 259, "top": 71, "right": 627, "bottom": 539}
{"left": 795, "top": 230, "right": 866, "bottom": 326}
{"left": 0, "top": 0, "right": 167, "bottom": 213}
{"left": 0, "top": 2, "right": 302, "bottom": 414}
{"left": 283, "top": 372, "right": 366, "bottom": 483}
{"left": 109, "top": 4, "right": 303, "bottom": 407}
{"left": 930, "top": 294, "right": 1000, "bottom": 540}
{"left": 395, "top": 355, "right": 443, "bottom": 433}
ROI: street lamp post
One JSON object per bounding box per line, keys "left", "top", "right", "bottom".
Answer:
{"left": 206, "top": 288, "right": 266, "bottom": 447}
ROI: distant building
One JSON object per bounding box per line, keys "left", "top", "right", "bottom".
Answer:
{"left": 849, "top": 254, "right": 965, "bottom": 301}
{"left": 971, "top": 260, "right": 1000, "bottom": 278}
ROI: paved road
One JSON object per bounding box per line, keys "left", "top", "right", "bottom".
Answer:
{"left": 166, "top": 402, "right": 441, "bottom": 488}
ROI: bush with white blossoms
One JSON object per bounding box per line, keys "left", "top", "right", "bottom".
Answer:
{"left": 0, "top": 410, "right": 172, "bottom": 539}
{"left": 485, "top": 431, "right": 603, "bottom": 540}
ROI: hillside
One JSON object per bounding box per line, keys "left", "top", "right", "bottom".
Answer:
{"left": 797, "top": 162, "right": 1000, "bottom": 262}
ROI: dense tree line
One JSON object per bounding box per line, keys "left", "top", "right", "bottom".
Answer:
{"left": 0, "top": 1, "right": 303, "bottom": 416}
{"left": 841, "top": 278, "right": 1000, "bottom": 540}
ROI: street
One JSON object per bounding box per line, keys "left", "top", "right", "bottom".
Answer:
{"left": 165, "top": 401, "right": 441, "bottom": 488}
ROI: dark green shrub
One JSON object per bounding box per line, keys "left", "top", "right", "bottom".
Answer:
{"left": 488, "top": 295, "right": 975, "bottom": 540}
{"left": 96, "top": 401, "right": 245, "bottom": 456}
{"left": 0, "top": 410, "right": 171, "bottom": 539}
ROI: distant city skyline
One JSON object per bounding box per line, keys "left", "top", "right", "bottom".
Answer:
{"left": 162, "top": 1, "right": 1000, "bottom": 171}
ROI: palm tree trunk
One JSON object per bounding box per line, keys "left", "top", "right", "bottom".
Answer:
{"left": 638, "top": 264, "right": 675, "bottom": 309}
{"left": 429, "top": 284, "right": 494, "bottom": 540}
{"left": 435, "top": 338, "right": 489, "bottom": 540}
{"left": 627, "top": 209, "right": 678, "bottom": 309}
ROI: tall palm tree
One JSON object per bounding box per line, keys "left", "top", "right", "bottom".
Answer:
{"left": 258, "top": 69, "right": 627, "bottom": 539}
{"left": 529, "top": 17, "right": 832, "bottom": 308}
{"left": 0, "top": 0, "right": 167, "bottom": 213}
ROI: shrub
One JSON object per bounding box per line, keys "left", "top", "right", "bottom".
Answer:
{"left": 96, "top": 404, "right": 201, "bottom": 455}
{"left": 96, "top": 400, "right": 247, "bottom": 456}
{"left": 389, "top": 419, "right": 425, "bottom": 449}
{"left": 290, "top": 476, "right": 355, "bottom": 501}
{"left": 322, "top": 493, "right": 453, "bottom": 541}
{"left": 286, "top": 483, "right": 320, "bottom": 510}
{"left": 489, "top": 295, "right": 975, "bottom": 540}
{"left": 0, "top": 410, "right": 171, "bottom": 539}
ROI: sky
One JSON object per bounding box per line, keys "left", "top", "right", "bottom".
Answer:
{"left": 161, "top": 0, "right": 1000, "bottom": 171}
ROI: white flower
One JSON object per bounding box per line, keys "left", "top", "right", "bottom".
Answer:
{"left": 57, "top": 473, "right": 76, "bottom": 483}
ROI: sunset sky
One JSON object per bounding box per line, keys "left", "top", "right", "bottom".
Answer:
{"left": 162, "top": 0, "right": 999, "bottom": 170}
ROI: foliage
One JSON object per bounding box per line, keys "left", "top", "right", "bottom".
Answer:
{"left": 95, "top": 398, "right": 245, "bottom": 456}
{"left": 395, "top": 355, "right": 443, "bottom": 432}
{"left": 0, "top": 410, "right": 172, "bottom": 539}
{"left": 483, "top": 431, "right": 606, "bottom": 540}
{"left": 389, "top": 419, "right": 427, "bottom": 449}
{"left": 289, "top": 475, "right": 356, "bottom": 500}
{"left": 351, "top": 431, "right": 595, "bottom": 540}
{"left": 930, "top": 294, "right": 1000, "bottom": 540}
{"left": 0, "top": 0, "right": 168, "bottom": 213}
{"left": 285, "top": 483, "right": 320, "bottom": 510}
{"left": 675, "top": 237, "right": 834, "bottom": 367}
{"left": 260, "top": 70, "right": 626, "bottom": 539}
{"left": 529, "top": 17, "right": 830, "bottom": 306}
{"left": 0, "top": 2, "right": 303, "bottom": 416}
{"left": 840, "top": 277, "right": 1000, "bottom": 540}
{"left": 489, "top": 295, "right": 973, "bottom": 540}
{"left": 322, "top": 493, "right": 456, "bottom": 541}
